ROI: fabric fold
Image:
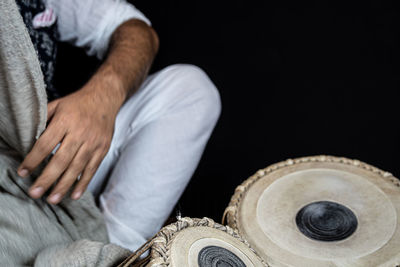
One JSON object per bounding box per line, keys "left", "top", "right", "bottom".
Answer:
{"left": 0, "top": 0, "right": 131, "bottom": 265}
{"left": 0, "top": 0, "right": 47, "bottom": 158}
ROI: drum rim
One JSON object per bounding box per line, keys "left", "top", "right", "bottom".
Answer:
{"left": 148, "top": 217, "right": 268, "bottom": 266}
{"left": 223, "top": 155, "right": 399, "bottom": 236}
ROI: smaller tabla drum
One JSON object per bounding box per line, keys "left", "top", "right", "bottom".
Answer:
{"left": 223, "top": 155, "right": 400, "bottom": 267}
{"left": 118, "top": 217, "right": 266, "bottom": 267}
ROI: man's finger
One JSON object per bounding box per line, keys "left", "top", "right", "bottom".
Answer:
{"left": 18, "top": 122, "right": 65, "bottom": 177}
{"left": 28, "top": 136, "right": 82, "bottom": 199}
{"left": 47, "top": 145, "right": 91, "bottom": 204}
{"left": 71, "top": 151, "right": 104, "bottom": 200}
{"left": 47, "top": 100, "right": 59, "bottom": 121}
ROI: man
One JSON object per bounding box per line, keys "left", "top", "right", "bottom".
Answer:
{"left": 15, "top": 0, "right": 221, "bottom": 251}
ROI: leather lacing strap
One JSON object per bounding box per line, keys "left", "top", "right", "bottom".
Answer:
{"left": 118, "top": 235, "right": 156, "bottom": 267}
{"left": 222, "top": 206, "right": 235, "bottom": 226}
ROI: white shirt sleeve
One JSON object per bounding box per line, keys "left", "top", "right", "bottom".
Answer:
{"left": 46, "top": 0, "right": 151, "bottom": 59}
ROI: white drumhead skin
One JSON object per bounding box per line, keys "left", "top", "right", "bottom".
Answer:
{"left": 258, "top": 169, "right": 395, "bottom": 259}
{"left": 237, "top": 159, "right": 400, "bottom": 266}
{"left": 169, "top": 227, "right": 264, "bottom": 267}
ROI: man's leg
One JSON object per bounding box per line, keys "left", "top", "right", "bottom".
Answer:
{"left": 87, "top": 64, "right": 221, "bottom": 251}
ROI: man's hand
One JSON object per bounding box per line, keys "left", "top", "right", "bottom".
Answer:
{"left": 18, "top": 85, "right": 121, "bottom": 204}
{"left": 17, "top": 19, "right": 158, "bottom": 204}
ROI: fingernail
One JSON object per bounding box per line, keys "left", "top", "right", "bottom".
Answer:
{"left": 29, "top": 187, "right": 43, "bottom": 198}
{"left": 18, "top": 168, "right": 29, "bottom": 178}
{"left": 48, "top": 193, "right": 61, "bottom": 204}
{"left": 72, "top": 191, "right": 82, "bottom": 200}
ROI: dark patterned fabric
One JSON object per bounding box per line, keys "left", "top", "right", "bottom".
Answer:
{"left": 15, "top": 0, "right": 59, "bottom": 100}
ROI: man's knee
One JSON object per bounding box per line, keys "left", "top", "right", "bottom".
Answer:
{"left": 162, "top": 64, "right": 222, "bottom": 122}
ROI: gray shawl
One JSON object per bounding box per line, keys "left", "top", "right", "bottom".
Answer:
{"left": 0, "top": 0, "right": 131, "bottom": 265}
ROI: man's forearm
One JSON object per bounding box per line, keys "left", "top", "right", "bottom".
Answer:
{"left": 82, "top": 19, "right": 159, "bottom": 112}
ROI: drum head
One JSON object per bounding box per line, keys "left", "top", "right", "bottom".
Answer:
{"left": 147, "top": 217, "right": 265, "bottom": 267}
{"left": 225, "top": 156, "right": 400, "bottom": 266}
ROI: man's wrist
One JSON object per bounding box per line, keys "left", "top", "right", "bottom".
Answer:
{"left": 80, "top": 18, "right": 159, "bottom": 114}
{"left": 82, "top": 65, "right": 128, "bottom": 113}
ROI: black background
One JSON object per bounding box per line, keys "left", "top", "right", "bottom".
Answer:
{"left": 54, "top": 2, "right": 400, "bottom": 222}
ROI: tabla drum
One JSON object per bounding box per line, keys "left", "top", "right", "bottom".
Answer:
{"left": 223, "top": 155, "right": 400, "bottom": 267}
{"left": 119, "top": 217, "right": 266, "bottom": 267}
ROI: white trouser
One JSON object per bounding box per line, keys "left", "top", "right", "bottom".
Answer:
{"left": 87, "top": 64, "right": 221, "bottom": 251}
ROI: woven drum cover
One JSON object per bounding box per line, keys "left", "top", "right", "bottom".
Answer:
{"left": 224, "top": 156, "right": 400, "bottom": 267}
{"left": 144, "top": 217, "right": 266, "bottom": 267}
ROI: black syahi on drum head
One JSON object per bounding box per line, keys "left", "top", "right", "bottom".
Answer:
{"left": 198, "top": 246, "right": 246, "bottom": 267}
{"left": 295, "top": 201, "right": 358, "bottom": 242}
